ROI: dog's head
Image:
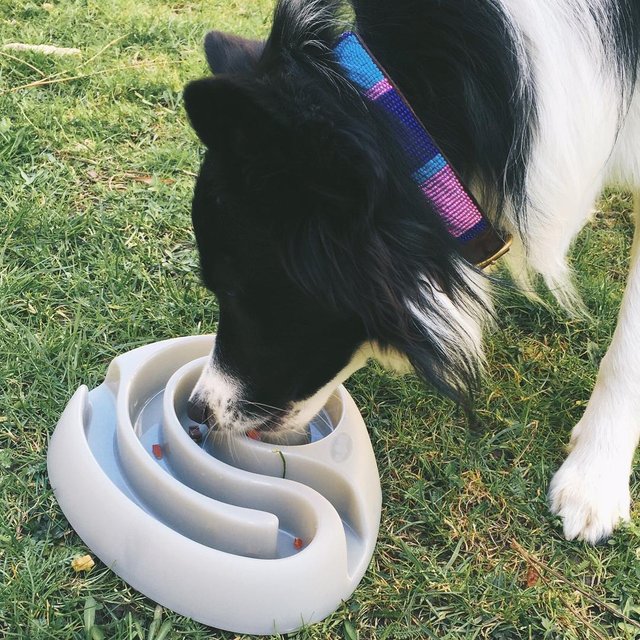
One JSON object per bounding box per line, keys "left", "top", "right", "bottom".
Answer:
{"left": 184, "top": 0, "right": 489, "bottom": 439}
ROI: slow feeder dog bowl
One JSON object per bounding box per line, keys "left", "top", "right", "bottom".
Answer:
{"left": 47, "top": 335, "right": 382, "bottom": 635}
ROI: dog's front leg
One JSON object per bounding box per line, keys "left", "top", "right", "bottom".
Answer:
{"left": 549, "top": 193, "right": 640, "bottom": 543}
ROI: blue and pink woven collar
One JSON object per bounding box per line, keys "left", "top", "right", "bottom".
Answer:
{"left": 333, "top": 31, "right": 510, "bottom": 268}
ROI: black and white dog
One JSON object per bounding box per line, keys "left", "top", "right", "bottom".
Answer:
{"left": 183, "top": 0, "right": 640, "bottom": 544}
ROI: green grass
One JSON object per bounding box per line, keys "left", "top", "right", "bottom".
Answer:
{"left": 1, "top": 1, "right": 640, "bottom": 638}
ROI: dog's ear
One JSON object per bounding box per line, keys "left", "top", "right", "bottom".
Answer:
{"left": 204, "top": 31, "right": 265, "bottom": 74}
{"left": 183, "top": 76, "right": 283, "bottom": 161}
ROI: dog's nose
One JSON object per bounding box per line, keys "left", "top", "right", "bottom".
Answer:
{"left": 187, "top": 396, "right": 209, "bottom": 424}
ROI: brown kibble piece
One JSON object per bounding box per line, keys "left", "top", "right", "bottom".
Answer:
{"left": 293, "top": 537, "right": 303, "bottom": 550}
{"left": 188, "top": 426, "right": 203, "bottom": 442}
{"left": 152, "top": 444, "right": 163, "bottom": 459}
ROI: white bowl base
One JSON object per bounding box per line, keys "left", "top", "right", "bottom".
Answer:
{"left": 47, "top": 335, "right": 381, "bottom": 635}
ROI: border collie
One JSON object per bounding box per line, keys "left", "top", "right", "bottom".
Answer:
{"left": 183, "top": 0, "right": 640, "bottom": 544}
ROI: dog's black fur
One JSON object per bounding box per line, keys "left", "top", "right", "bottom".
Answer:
{"left": 609, "top": 0, "right": 640, "bottom": 91}
{"left": 183, "top": 0, "right": 640, "bottom": 435}
{"left": 182, "top": 0, "right": 522, "bottom": 423}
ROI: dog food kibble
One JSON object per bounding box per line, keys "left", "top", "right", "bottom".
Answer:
{"left": 188, "top": 426, "right": 203, "bottom": 442}
{"left": 246, "top": 429, "right": 261, "bottom": 441}
{"left": 293, "top": 537, "right": 304, "bottom": 550}
{"left": 152, "top": 444, "right": 163, "bottom": 459}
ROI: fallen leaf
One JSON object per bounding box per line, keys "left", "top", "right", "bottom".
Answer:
{"left": 525, "top": 565, "right": 540, "bottom": 587}
{"left": 72, "top": 554, "right": 95, "bottom": 572}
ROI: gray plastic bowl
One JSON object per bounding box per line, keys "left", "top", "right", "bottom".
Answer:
{"left": 47, "top": 335, "right": 381, "bottom": 635}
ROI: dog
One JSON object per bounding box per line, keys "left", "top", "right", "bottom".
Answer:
{"left": 182, "top": 0, "right": 640, "bottom": 545}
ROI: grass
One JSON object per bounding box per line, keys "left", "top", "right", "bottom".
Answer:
{"left": 1, "top": 1, "right": 640, "bottom": 638}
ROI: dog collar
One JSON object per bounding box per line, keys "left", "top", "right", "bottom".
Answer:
{"left": 333, "top": 31, "right": 511, "bottom": 268}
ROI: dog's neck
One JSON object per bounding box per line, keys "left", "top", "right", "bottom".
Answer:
{"left": 333, "top": 31, "right": 510, "bottom": 268}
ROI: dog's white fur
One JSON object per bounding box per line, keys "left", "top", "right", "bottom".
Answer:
{"left": 192, "top": 0, "right": 640, "bottom": 544}
{"left": 548, "top": 190, "right": 640, "bottom": 543}
{"left": 496, "top": 0, "right": 640, "bottom": 544}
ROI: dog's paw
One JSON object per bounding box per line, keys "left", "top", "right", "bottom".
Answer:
{"left": 549, "top": 451, "right": 631, "bottom": 543}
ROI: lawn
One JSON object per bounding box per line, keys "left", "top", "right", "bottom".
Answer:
{"left": 1, "top": 1, "right": 640, "bottom": 638}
